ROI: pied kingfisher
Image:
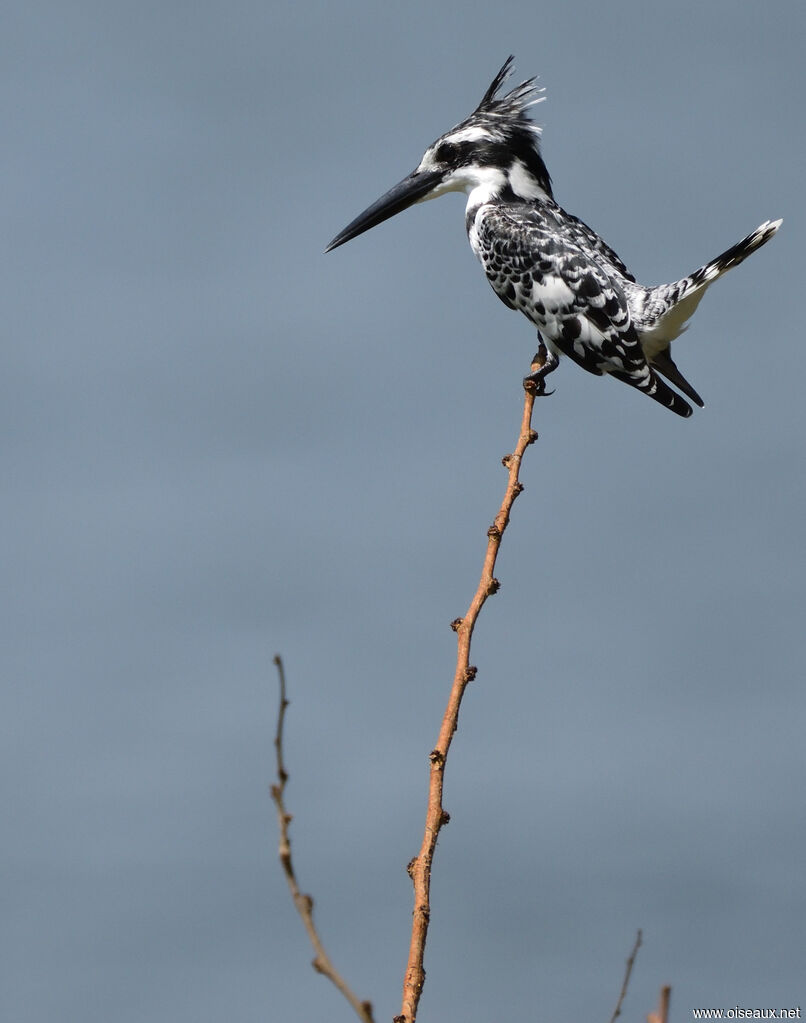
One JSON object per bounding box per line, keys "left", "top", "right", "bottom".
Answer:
{"left": 326, "top": 58, "right": 781, "bottom": 417}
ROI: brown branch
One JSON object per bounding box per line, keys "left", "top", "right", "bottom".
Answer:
{"left": 271, "top": 654, "right": 375, "bottom": 1023}
{"left": 648, "top": 985, "right": 672, "bottom": 1023}
{"left": 609, "top": 929, "right": 643, "bottom": 1023}
{"left": 396, "top": 360, "right": 543, "bottom": 1023}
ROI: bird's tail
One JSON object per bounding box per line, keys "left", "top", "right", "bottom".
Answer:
{"left": 642, "top": 219, "right": 782, "bottom": 351}
{"left": 678, "top": 218, "right": 782, "bottom": 296}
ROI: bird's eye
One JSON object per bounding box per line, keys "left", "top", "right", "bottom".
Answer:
{"left": 434, "top": 141, "right": 457, "bottom": 163}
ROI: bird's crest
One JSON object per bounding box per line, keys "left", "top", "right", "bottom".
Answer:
{"left": 473, "top": 56, "right": 545, "bottom": 132}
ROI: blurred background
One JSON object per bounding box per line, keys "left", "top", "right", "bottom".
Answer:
{"left": 1, "top": 2, "right": 803, "bottom": 1020}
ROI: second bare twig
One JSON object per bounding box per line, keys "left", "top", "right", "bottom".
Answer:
{"left": 271, "top": 655, "right": 375, "bottom": 1023}
{"left": 609, "top": 929, "right": 643, "bottom": 1023}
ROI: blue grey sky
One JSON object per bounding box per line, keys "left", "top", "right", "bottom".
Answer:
{"left": 1, "top": 2, "right": 803, "bottom": 1021}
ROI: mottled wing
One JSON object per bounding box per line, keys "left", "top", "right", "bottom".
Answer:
{"left": 560, "top": 209, "right": 636, "bottom": 283}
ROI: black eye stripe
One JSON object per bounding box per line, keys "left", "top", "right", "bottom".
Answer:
{"left": 434, "top": 140, "right": 478, "bottom": 164}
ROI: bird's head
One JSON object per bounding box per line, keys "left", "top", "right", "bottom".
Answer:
{"left": 325, "top": 57, "right": 552, "bottom": 253}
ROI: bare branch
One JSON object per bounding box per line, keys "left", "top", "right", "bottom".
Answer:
{"left": 397, "top": 361, "right": 543, "bottom": 1023}
{"left": 648, "top": 985, "right": 672, "bottom": 1023}
{"left": 271, "top": 655, "right": 375, "bottom": 1023}
{"left": 609, "top": 929, "right": 643, "bottom": 1023}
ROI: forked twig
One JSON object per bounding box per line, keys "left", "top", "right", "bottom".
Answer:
{"left": 609, "top": 929, "right": 643, "bottom": 1023}
{"left": 271, "top": 655, "right": 375, "bottom": 1023}
{"left": 396, "top": 361, "right": 543, "bottom": 1023}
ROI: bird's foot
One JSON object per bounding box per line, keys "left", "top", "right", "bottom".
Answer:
{"left": 523, "top": 339, "right": 558, "bottom": 396}
{"left": 523, "top": 372, "right": 555, "bottom": 396}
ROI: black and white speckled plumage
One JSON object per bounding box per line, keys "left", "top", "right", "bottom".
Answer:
{"left": 327, "top": 57, "right": 782, "bottom": 417}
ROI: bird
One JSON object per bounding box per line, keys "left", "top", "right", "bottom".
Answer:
{"left": 326, "top": 57, "right": 781, "bottom": 418}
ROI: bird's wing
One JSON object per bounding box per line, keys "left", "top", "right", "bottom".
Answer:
{"left": 559, "top": 209, "right": 636, "bottom": 283}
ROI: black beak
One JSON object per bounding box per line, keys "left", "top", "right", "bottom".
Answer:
{"left": 325, "top": 168, "right": 444, "bottom": 253}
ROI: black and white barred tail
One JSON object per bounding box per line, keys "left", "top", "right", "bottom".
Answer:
{"left": 661, "top": 219, "right": 781, "bottom": 315}
{"left": 681, "top": 219, "right": 782, "bottom": 294}
{"left": 638, "top": 219, "right": 782, "bottom": 399}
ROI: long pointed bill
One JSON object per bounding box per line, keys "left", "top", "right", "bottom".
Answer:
{"left": 325, "top": 168, "right": 444, "bottom": 252}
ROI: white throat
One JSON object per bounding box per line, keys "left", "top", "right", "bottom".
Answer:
{"left": 464, "top": 166, "right": 508, "bottom": 208}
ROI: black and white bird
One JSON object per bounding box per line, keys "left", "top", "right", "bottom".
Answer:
{"left": 326, "top": 58, "right": 781, "bottom": 418}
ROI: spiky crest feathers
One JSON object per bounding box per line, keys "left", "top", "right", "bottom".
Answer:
{"left": 473, "top": 55, "right": 546, "bottom": 127}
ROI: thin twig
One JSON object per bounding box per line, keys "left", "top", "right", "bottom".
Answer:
{"left": 271, "top": 655, "right": 375, "bottom": 1023}
{"left": 609, "top": 929, "right": 643, "bottom": 1023}
{"left": 396, "top": 362, "right": 543, "bottom": 1023}
{"left": 648, "top": 985, "right": 672, "bottom": 1023}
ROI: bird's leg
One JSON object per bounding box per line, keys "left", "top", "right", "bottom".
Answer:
{"left": 523, "top": 336, "right": 559, "bottom": 396}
